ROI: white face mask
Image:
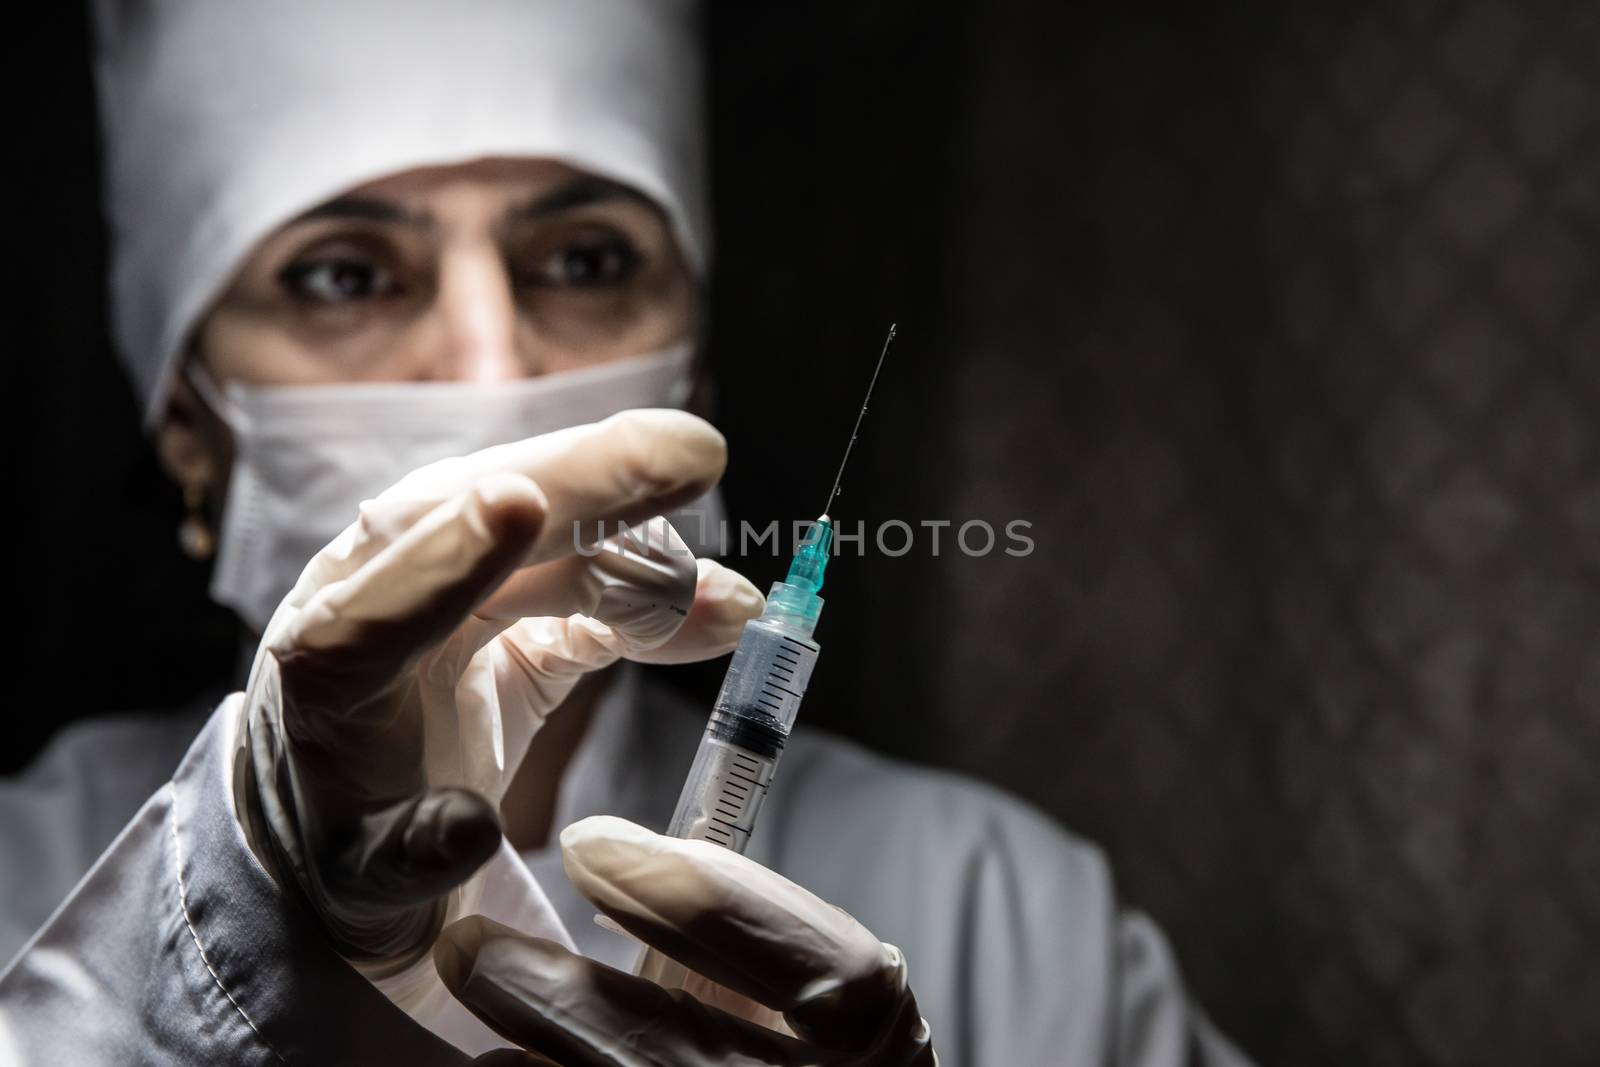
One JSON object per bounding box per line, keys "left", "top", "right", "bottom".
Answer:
{"left": 188, "top": 344, "right": 725, "bottom": 632}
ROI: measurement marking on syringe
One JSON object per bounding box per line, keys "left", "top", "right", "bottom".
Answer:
{"left": 729, "top": 771, "right": 761, "bottom": 787}
{"left": 721, "top": 780, "right": 749, "bottom": 797}
{"left": 764, "top": 683, "right": 803, "bottom": 700}
{"left": 733, "top": 754, "right": 762, "bottom": 771}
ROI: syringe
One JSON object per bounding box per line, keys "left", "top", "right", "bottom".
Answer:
{"left": 633, "top": 324, "right": 896, "bottom": 991}
{"left": 632, "top": 516, "right": 833, "bottom": 990}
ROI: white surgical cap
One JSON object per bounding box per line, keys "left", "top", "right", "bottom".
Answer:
{"left": 91, "top": 0, "right": 707, "bottom": 429}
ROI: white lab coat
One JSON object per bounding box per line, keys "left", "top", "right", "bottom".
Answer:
{"left": 0, "top": 669, "right": 1250, "bottom": 1065}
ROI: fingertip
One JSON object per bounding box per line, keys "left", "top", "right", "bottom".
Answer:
{"left": 558, "top": 816, "right": 665, "bottom": 887}
{"left": 605, "top": 409, "right": 728, "bottom": 492}
{"left": 470, "top": 471, "right": 549, "bottom": 546}
{"left": 559, "top": 813, "right": 652, "bottom": 856}
{"left": 406, "top": 787, "right": 503, "bottom": 879}
{"left": 696, "top": 559, "right": 766, "bottom": 622}
{"left": 606, "top": 407, "right": 726, "bottom": 451}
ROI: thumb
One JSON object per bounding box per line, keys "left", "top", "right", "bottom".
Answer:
{"left": 310, "top": 787, "right": 503, "bottom": 961}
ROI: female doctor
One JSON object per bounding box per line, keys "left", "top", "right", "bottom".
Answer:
{"left": 0, "top": 1, "right": 1250, "bottom": 1064}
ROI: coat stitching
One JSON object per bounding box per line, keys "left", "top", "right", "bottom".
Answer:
{"left": 167, "top": 781, "right": 288, "bottom": 1063}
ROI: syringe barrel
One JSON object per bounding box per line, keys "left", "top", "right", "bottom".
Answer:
{"left": 634, "top": 616, "right": 822, "bottom": 990}
{"left": 662, "top": 710, "right": 783, "bottom": 852}
{"left": 711, "top": 615, "right": 821, "bottom": 733}
{"left": 660, "top": 617, "right": 820, "bottom": 852}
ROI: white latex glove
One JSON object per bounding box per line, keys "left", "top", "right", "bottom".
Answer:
{"left": 239, "top": 410, "right": 764, "bottom": 971}
{"left": 436, "top": 816, "right": 939, "bottom": 1066}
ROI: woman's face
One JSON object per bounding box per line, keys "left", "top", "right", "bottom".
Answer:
{"left": 160, "top": 156, "right": 697, "bottom": 496}
{"left": 196, "top": 157, "right": 696, "bottom": 385}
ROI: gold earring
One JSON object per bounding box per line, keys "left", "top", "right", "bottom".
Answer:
{"left": 178, "top": 483, "right": 216, "bottom": 560}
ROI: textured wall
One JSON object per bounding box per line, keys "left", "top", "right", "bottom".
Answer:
{"left": 938, "top": 2, "right": 1599, "bottom": 1063}
{"left": 708, "top": 2, "right": 1598, "bottom": 1064}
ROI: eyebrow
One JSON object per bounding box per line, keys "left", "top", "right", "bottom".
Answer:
{"left": 287, "top": 175, "right": 658, "bottom": 230}
{"left": 511, "top": 176, "right": 659, "bottom": 220}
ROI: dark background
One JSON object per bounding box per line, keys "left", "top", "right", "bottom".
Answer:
{"left": 9, "top": 2, "right": 1599, "bottom": 1065}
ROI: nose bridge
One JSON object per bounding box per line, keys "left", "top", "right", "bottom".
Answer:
{"left": 433, "top": 237, "right": 522, "bottom": 382}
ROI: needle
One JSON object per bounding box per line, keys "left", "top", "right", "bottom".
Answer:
{"left": 821, "top": 322, "right": 897, "bottom": 520}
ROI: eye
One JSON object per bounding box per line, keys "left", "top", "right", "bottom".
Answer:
{"left": 279, "top": 258, "right": 397, "bottom": 304}
{"left": 534, "top": 235, "right": 643, "bottom": 288}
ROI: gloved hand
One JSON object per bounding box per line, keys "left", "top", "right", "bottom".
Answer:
{"left": 437, "top": 815, "right": 939, "bottom": 1066}
{"left": 238, "top": 410, "right": 764, "bottom": 972}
